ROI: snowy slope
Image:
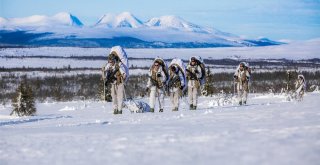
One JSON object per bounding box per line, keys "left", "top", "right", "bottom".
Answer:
{"left": 94, "top": 12, "right": 144, "bottom": 28}
{"left": 145, "top": 15, "right": 211, "bottom": 33}
{"left": 0, "top": 39, "right": 318, "bottom": 59}
{"left": 0, "top": 12, "right": 83, "bottom": 29}
{"left": 0, "top": 12, "right": 280, "bottom": 47}
{"left": 0, "top": 93, "right": 319, "bottom": 165}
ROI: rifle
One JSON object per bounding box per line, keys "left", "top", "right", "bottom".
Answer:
{"left": 186, "top": 69, "right": 198, "bottom": 80}
{"left": 168, "top": 75, "right": 180, "bottom": 88}
{"left": 105, "top": 68, "right": 119, "bottom": 86}
{"left": 148, "top": 76, "right": 161, "bottom": 88}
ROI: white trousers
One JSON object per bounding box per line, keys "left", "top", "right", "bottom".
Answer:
{"left": 170, "top": 89, "right": 180, "bottom": 109}
{"left": 237, "top": 83, "right": 248, "bottom": 103}
{"left": 149, "top": 86, "right": 164, "bottom": 109}
{"left": 111, "top": 83, "right": 124, "bottom": 111}
{"left": 188, "top": 86, "right": 198, "bottom": 105}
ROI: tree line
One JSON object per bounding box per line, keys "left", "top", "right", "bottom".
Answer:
{"left": 1, "top": 70, "right": 319, "bottom": 105}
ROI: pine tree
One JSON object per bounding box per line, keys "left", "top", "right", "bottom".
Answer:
{"left": 202, "top": 67, "right": 214, "bottom": 96}
{"left": 11, "top": 80, "right": 36, "bottom": 116}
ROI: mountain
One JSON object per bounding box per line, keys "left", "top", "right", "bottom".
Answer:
{"left": 145, "top": 15, "right": 211, "bottom": 33}
{"left": 94, "top": 12, "right": 143, "bottom": 28}
{"left": 0, "top": 12, "right": 83, "bottom": 28}
{"left": 0, "top": 12, "right": 282, "bottom": 48}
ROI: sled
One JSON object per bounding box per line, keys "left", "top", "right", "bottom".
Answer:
{"left": 124, "top": 99, "right": 151, "bottom": 113}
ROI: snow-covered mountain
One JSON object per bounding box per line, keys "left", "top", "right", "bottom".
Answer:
{"left": 145, "top": 15, "right": 211, "bottom": 33}
{"left": 94, "top": 12, "right": 143, "bottom": 28}
{"left": 0, "top": 12, "right": 83, "bottom": 28}
{"left": 0, "top": 12, "right": 282, "bottom": 48}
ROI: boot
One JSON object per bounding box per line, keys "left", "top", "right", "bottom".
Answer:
{"left": 113, "top": 109, "right": 118, "bottom": 114}
{"left": 243, "top": 101, "right": 246, "bottom": 105}
{"left": 189, "top": 104, "right": 193, "bottom": 110}
{"left": 118, "top": 110, "right": 122, "bottom": 114}
{"left": 159, "top": 109, "right": 163, "bottom": 112}
{"left": 150, "top": 108, "right": 154, "bottom": 113}
{"left": 193, "top": 105, "right": 197, "bottom": 110}
{"left": 172, "top": 107, "right": 178, "bottom": 111}
{"left": 239, "top": 101, "right": 242, "bottom": 105}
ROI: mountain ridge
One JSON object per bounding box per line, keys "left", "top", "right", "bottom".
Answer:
{"left": 0, "top": 12, "right": 284, "bottom": 48}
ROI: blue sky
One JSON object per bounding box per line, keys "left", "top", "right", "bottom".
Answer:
{"left": 0, "top": 0, "right": 319, "bottom": 41}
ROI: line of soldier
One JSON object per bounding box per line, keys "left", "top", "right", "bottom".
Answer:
{"left": 103, "top": 51, "right": 306, "bottom": 115}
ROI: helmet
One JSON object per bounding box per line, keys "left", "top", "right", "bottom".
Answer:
{"left": 239, "top": 62, "right": 246, "bottom": 67}
{"left": 298, "top": 75, "right": 304, "bottom": 80}
{"left": 108, "top": 53, "right": 117, "bottom": 62}
{"left": 171, "top": 65, "right": 178, "bottom": 72}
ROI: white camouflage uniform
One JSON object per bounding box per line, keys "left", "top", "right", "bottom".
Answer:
{"left": 147, "top": 65, "right": 167, "bottom": 111}
{"left": 187, "top": 64, "right": 202, "bottom": 108}
{"left": 234, "top": 66, "right": 250, "bottom": 104}
{"left": 169, "top": 67, "right": 185, "bottom": 111}
{"left": 104, "top": 62, "right": 127, "bottom": 112}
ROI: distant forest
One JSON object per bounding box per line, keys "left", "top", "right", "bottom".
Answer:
{"left": 1, "top": 69, "right": 319, "bottom": 104}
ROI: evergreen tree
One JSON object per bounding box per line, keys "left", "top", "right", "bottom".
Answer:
{"left": 11, "top": 80, "right": 36, "bottom": 116}
{"left": 202, "top": 67, "right": 214, "bottom": 96}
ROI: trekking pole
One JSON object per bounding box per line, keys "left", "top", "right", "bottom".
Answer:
{"left": 156, "top": 88, "right": 162, "bottom": 112}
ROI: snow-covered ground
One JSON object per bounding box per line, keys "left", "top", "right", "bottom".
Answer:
{"left": 1, "top": 39, "right": 319, "bottom": 60}
{"left": 1, "top": 92, "right": 319, "bottom": 165}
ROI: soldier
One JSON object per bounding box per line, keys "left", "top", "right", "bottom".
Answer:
{"left": 233, "top": 62, "right": 250, "bottom": 105}
{"left": 104, "top": 54, "right": 127, "bottom": 114}
{"left": 186, "top": 57, "right": 203, "bottom": 110}
{"left": 168, "top": 65, "right": 185, "bottom": 111}
{"left": 295, "top": 74, "right": 306, "bottom": 101}
{"left": 146, "top": 60, "right": 167, "bottom": 112}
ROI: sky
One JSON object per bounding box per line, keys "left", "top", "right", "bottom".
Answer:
{"left": 0, "top": 0, "right": 319, "bottom": 41}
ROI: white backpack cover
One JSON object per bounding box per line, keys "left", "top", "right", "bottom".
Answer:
{"left": 189, "top": 56, "right": 206, "bottom": 86}
{"left": 109, "top": 46, "right": 129, "bottom": 82}
{"left": 168, "top": 58, "right": 187, "bottom": 91}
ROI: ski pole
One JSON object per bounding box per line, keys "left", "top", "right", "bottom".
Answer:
{"left": 156, "top": 88, "right": 162, "bottom": 111}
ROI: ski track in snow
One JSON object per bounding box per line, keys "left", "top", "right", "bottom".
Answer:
{"left": 0, "top": 93, "right": 320, "bottom": 165}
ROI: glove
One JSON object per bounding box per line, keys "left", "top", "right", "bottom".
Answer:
{"left": 180, "top": 86, "right": 184, "bottom": 90}
{"left": 157, "top": 73, "right": 162, "bottom": 77}
{"left": 195, "top": 70, "right": 199, "bottom": 74}
{"left": 146, "top": 87, "right": 149, "bottom": 93}
{"left": 233, "top": 75, "right": 238, "bottom": 79}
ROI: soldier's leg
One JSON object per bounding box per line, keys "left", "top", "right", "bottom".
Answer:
{"left": 117, "top": 83, "right": 124, "bottom": 113}
{"left": 237, "top": 83, "right": 242, "bottom": 105}
{"left": 149, "top": 86, "right": 156, "bottom": 112}
{"left": 111, "top": 84, "right": 118, "bottom": 113}
{"left": 158, "top": 88, "right": 165, "bottom": 111}
{"left": 174, "top": 90, "right": 179, "bottom": 110}
{"left": 188, "top": 86, "right": 193, "bottom": 109}
{"left": 243, "top": 90, "right": 248, "bottom": 104}
{"left": 193, "top": 87, "right": 198, "bottom": 109}
{"left": 170, "top": 92, "right": 175, "bottom": 110}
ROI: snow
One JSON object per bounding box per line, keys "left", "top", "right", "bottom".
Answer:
{"left": 94, "top": 12, "right": 144, "bottom": 28}
{"left": 0, "top": 12, "right": 263, "bottom": 46}
{"left": 1, "top": 39, "right": 319, "bottom": 60}
{"left": 0, "top": 12, "right": 83, "bottom": 29}
{"left": 0, "top": 93, "right": 319, "bottom": 165}
{"left": 145, "top": 15, "right": 211, "bottom": 33}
